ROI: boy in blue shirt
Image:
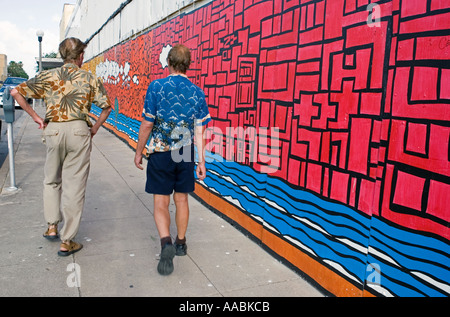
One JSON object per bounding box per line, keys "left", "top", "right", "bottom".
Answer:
{"left": 135, "top": 44, "right": 211, "bottom": 275}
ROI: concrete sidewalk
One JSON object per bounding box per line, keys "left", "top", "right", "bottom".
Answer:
{"left": 0, "top": 105, "right": 323, "bottom": 297}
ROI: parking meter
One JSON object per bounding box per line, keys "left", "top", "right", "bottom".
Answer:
{"left": 3, "top": 86, "right": 15, "bottom": 123}
{"left": 2, "top": 86, "right": 18, "bottom": 191}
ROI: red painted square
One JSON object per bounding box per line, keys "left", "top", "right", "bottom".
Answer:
{"left": 345, "top": 53, "right": 354, "bottom": 67}
{"left": 288, "top": 158, "right": 301, "bottom": 186}
{"left": 440, "top": 68, "right": 450, "bottom": 100}
{"left": 262, "top": 63, "right": 288, "bottom": 91}
{"left": 330, "top": 170, "right": 349, "bottom": 204}
{"left": 427, "top": 180, "right": 450, "bottom": 222}
{"left": 393, "top": 171, "right": 426, "bottom": 211}
{"left": 360, "top": 93, "right": 382, "bottom": 116}
{"left": 401, "top": 0, "right": 427, "bottom": 17}
{"left": 397, "top": 39, "right": 414, "bottom": 61}
{"left": 358, "top": 178, "right": 374, "bottom": 215}
{"left": 306, "top": 163, "right": 322, "bottom": 194}
{"left": 411, "top": 67, "right": 438, "bottom": 101}
{"left": 406, "top": 123, "right": 428, "bottom": 155}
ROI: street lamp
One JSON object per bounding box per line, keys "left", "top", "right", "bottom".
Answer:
{"left": 36, "top": 30, "right": 44, "bottom": 73}
{"left": 36, "top": 30, "right": 44, "bottom": 108}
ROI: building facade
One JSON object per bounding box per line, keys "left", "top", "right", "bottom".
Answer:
{"left": 0, "top": 54, "right": 7, "bottom": 83}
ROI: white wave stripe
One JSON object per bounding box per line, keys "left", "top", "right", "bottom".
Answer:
{"left": 337, "top": 238, "right": 368, "bottom": 255}
{"left": 323, "top": 259, "right": 362, "bottom": 285}
{"left": 208, "top": 169, "right": 237, "bottom": 186}
{"left": 263, "top": 221, "right": 280, "bottom": 234}
{"left": 284, "top": 236, "right": 317, "bottom": 257}
{"left": 365, "top": 283, "right": 395, "bottom": 297}
{"left": 199, "top": 180, "right": 216, "bottom": 193}
{"left": 241, "top": 185, "right": 259, "bottom": 197}
{"left": 223, "top": 196, "right": 244, "bottom": 210}
{"left": 222, "top": 175, "right": 238, "bottom": 186}
{"left": 207, "top": 169, "right": 220, "bottom": 177}
{"left": 411, "top": 271, "right": 450, "bottom": 295}
{"left": 292, "top": 215, "right": 328, "bottom": 236}
{"left": 250, "top": 215, "right": 281, "bottom": 234}
{"left": 368, "top": 246, "right": 401, "bottom": 268}
{"left": 262, "top": 197, "right": 287, "bottom": 213}
{"left": 250, "top": 214, "right": 263, "bottom": 223}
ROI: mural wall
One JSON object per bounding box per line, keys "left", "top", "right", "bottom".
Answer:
{"left": 83, "top": 0, "right": 450, "bottom": 297}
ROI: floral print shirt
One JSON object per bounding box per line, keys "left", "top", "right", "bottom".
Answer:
{"left": 143, "top": 74, "right": 211, "bottom": 153}
{"left": 16, "top": 63, "right": 111, "bottom": 127}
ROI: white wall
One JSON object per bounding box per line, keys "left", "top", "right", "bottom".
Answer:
{"left": 65, "top": 0, "right": 210, "bottom": 61}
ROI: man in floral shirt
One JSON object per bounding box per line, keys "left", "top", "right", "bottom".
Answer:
{"left": 12, "top": 37, "right": 112, "bottom": 256}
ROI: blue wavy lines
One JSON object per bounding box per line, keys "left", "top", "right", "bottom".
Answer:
{"left": 368, "top": 219, "right": 450, "bottom": 296}
{"left": 366, "top": 252, "right": 448, "bottom": 297}
{"left": 207, "top": 157, "right": 371, "bottom": 245}
{"left": 263, "top": 187, "right": 370, "bottom": 242}
{"left": 91, "top": 105, "right": 140, "bottom": 142}
{"left": 370, "top": 218, "right": 450, "bottom": 265}
{"left": 202, "top": 157, "right": 450, "bottom": 296}
{"left": 371, "top": 233, "right": 450, "bottom": 280}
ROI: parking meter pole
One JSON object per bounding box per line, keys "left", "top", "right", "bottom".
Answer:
{"left": 2, "top": 87, "right": 18, "bottom": 192}
{"left": 6, "top": 123, "right": 17, "bottom": 191}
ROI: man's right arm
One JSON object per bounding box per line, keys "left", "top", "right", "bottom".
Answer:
{"left": 11, "top": 88, "right": 46, "bottom": 129}
{"left": 195, "top": 125, "right": 207, "bottom": 181}
{"left": 134, "top": 120, "right": 154, "bottom": 170}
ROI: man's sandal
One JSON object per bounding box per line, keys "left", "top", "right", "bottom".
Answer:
{"left": 57, "top": 241, "right": 83, "bottom": 257}
{"left": 43, "top": 226, "right": 59, "bottom": 241}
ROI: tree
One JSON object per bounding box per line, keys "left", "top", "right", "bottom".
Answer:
{"left": 8, "top": 61, "right": 29, "bottom": 79}
{"left": 44, "top": 52, "right": 57, "bottom": 58}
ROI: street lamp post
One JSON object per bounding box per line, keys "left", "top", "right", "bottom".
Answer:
{"left": 36, "top": 30, "right": 44, "bottom": 108}
{"left": 36, "top": 30, "right": 44, "bottom": 73}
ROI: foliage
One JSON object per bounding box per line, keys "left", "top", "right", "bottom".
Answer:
{"left": 8, "top": 61, "right": 29, "bottom": 79}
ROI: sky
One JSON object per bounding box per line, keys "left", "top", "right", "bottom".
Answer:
{"left": 0, "top": 0, "right": 75, "bottom": 77}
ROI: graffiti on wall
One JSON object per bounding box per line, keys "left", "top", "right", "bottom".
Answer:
{"left": 84, "top": 0, "right": 450, "bottom": 296}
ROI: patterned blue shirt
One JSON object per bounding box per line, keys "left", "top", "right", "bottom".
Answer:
{"left": 142, "top": 74, "right": 211, "bottom": 153}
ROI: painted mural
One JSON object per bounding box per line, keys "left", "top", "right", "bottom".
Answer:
{"left": 83, "top": 0, "right": 450, "bottom": 297}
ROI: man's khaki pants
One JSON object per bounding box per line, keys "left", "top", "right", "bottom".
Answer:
{"left": 43, "top": 120, "right": 91, "bottom": 242}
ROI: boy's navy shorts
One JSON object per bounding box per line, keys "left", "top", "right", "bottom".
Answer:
{"left": 145, "top": 145, "right": 195, "bottom": 195}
